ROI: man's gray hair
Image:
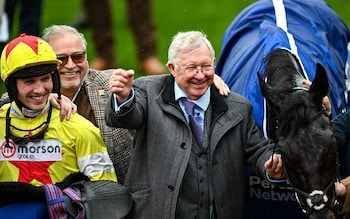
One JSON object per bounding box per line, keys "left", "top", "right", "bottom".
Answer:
{"left": 42, "top": 25, "right": 87, "bottom": 51}
{"left": 167, "top": 31, "right": 215, "bottom": 64}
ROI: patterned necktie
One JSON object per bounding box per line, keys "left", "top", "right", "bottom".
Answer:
{"left": 182, "top": 98, "right": 203, "bottom": 147}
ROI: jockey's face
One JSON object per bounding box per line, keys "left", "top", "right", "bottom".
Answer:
{"left": 16, "top": 73, "right": 53, "bottom": 111}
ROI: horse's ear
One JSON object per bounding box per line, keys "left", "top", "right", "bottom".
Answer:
{"left": 309, "top": 63, "right": 329, "bottom": 105}
{"left": 257, "top": 72, "right": 282, "bottom": 108}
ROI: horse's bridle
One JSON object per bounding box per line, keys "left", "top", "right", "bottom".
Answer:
{"left": 273, "top": 108, "right": 339, "bottom": 217}
{"left": 285, "top": 167, "right": 337, "bottom": 216}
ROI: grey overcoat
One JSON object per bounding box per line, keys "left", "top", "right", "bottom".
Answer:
{"left": 105, "top": 74, "right": 275, "bottom": 219}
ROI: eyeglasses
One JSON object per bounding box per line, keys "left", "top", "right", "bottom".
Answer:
{"left": 176, "top": 64, "right": 215, "bottom": 74}
{"left": 57, "top": 52, "right": 86, "bottom": 66}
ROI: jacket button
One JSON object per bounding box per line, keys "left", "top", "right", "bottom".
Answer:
{"left": 168, "top": 185, "right": 174, "bottom": 191}
{"left": 180, "top": 142, "right": 186, "bottom": 149}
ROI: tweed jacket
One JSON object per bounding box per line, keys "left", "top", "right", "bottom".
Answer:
{"left": 338, "top": 176, "right": 350, "bottom": 215}
{"left": 82, "top": 69, "right": 134, "bottom": 184}
{"left": 105, "top": 74, "right": 275, "bottom": 219}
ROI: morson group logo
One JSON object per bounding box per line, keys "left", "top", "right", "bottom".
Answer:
{"left": 0, "top": 140, "right": 16, "bottom": 158}
{"left": 0, "top": 139, "right": 62, "bottom": 161}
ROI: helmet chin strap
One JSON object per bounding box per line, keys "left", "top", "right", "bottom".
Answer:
{"left": 5, "top": 77, "right": 51, "bottom": 118}
{"left": 52, "top": 70, "right": 61, "bottom": 100}
{"left": 5, "top": 68, "right": 61, "bottom": 112}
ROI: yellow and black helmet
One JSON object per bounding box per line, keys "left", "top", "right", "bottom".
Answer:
{"left": 1, "top": 34, "right": 61, "bottom": 81}
{"left": 0, "top": 34, "right": 61, "bottom": 100}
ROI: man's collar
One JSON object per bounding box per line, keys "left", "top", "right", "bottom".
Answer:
{"left": 174, "top": 81, "right": 210, "bottom": 111}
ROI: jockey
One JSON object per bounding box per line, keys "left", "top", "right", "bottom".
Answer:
{"left": 0, "top": 34, "right": 117, "bottom": 218}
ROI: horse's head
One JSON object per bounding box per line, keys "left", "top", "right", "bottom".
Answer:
{"left": 257, "top": 49, "right": 338, "bottom": 218}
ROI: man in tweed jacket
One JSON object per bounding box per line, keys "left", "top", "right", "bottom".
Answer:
{"left": 42, "top": 25, "right": 134, "bottom": 184}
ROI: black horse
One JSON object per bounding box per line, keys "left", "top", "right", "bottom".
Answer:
{"left": 257, "top": 48, "right": 338, "bottom": 219}
{"left": 216, "top": 0, "right": 349, "bottom": 218}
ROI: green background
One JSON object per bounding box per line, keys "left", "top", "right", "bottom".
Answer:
{"left": 1, "top": 0, "right": 350, "bottom": 95}
{"left": 41, "top": 0, "right": 350, "bottom": 75}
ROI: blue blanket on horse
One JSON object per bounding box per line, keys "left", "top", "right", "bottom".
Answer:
{"left": 216, "top": 0, "right": 350, "bottom": 218}
{"left": 217, "top": 0, "right": 350, "bottom": 129}
{"left": 0, "top": 202, "right": 49, "bottom": 219}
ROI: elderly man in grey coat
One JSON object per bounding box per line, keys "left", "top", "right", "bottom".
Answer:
{"left": 105, "top": 30, "right": 284, "bottom": 219}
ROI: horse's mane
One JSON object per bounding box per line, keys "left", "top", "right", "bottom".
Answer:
{"left": 277, "top": 94, "right": 318, "bottom": 138}
{"left": 263, "top": 48, "right": 305, "bottom": 92}
{"left": 262, "top": 49, "right": 323, "bottom": 138}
